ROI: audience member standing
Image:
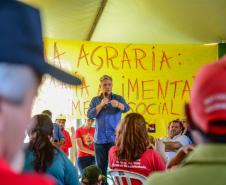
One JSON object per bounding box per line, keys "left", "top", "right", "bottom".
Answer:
{"left": 75, "top": 118, "right": 95, "bottom": 175}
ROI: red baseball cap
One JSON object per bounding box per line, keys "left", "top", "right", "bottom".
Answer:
{"left": 190, "top": 56, "right": 226, "bottom": 135}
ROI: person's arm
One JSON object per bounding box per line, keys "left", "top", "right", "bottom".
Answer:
{"left": 167, "top": 144, "right": 195, "bottom": 169}
{"left": 61, "top": 151, "right": 80, "bottom": 185}
{"left": 95, "top": 98, "right": 109, "bottom": 115}
{"left": 110, "top": 96, "right": 130, "bottom": 112}
{"left": 57, "top": 127, "right": 65, "bottom": 146}
{"left": 65, "top": 131, "right": 72, "bottom": 148}
{"left": 164, "top": 141, "right": 183, "bottom": 152}
{"left": 52, "top": 125, "right": 65, "bottom": 147}
{"left": 87, "top": 97, "right": 108, "bottom": 118}
{"left": 75, "top": 138, "right": 95, "bottom": 155}
{"left": 155, "top": 139, "right": 167, "bottom": 162}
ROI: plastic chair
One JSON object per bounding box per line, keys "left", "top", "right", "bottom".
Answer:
{"left": 109, "top": 170, "right": 147, "bottom": 185}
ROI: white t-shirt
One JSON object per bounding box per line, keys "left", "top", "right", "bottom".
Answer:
{"left": 162, "top": 134, "right": 192, "bottom": 162}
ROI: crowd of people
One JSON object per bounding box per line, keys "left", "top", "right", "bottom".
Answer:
{"left": 1, "top": 1, "right": 226, "bottom": 185}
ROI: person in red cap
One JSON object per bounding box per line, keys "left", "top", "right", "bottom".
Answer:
{"left": 0, "top": 1, "right": 81, "bottom": 185}
{"left": 146, "top": 56, "right": 226, "bottom": 185}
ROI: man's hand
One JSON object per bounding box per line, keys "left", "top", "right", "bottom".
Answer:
{"left": 110, "top": 100, "right": 119, "bottom": 108}
{"left": 51, "top": 139, "right": 65, "bottom": 148}
{"left": 100, "top": 98, "right": 109, "bottom": 106}
{"left": 96, "top": 98, "right": 109, "bottom": 115}
{"left": 111, "top": 100, "right": 125, "bottom": 111}
{"left": 167, "top": 144, "right": 195, "bottom": 169}
{"left": 155, "top": 139, "right": 166, "bottom": 161}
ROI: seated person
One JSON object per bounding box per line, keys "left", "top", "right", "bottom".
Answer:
{"left": 23, "top": 114, "right": 79, "bottom": 185}
{"left": 109, "top": 113, "right": 166, "bottom": 185}
{"left": 181, "top": 118, "right": 194, "bottom": 143}
{"left": 81, "top": 165, "right": 104, "bottom": 185}
{"left": 161, "top": 119, "right": 192, "bottom": 162}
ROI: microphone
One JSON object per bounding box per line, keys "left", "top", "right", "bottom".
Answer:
{"left": 103, "top": 92, "right": 109, "bottom": 109}
{"left": 104, "top": 92, "right": 108, "bottom": 98}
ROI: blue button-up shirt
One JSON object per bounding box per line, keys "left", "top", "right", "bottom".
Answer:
{"left": 53, "top": 123, "right": 64, "bottom": 142}
{"left": 87, "top": 93, "right": 130, "bottom": 144}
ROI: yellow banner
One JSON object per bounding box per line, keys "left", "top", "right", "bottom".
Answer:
{"left": 34, "top": 38, "right": 218, "bottom": 138}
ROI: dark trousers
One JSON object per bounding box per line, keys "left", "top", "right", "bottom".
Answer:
{"left": 94, "top": 142, "right": 115, "bottom": 183}
{"left": 77, "top": 156, "right": 95, "bottom": 175}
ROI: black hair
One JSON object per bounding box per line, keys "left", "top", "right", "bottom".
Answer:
{"left": 29, "top": 114, "right": 55, "bottom": 172}
{"left": 193, "top": 120, "right": 226, "bottom": 143}
{"left": 42, "top": 110, "right": 52, "bottom": 118}
{"left": 169, "top": 119, "right": 184, "bottom": 131}
{"left": 81, "top": 165, "right": 102, "bottom": 185}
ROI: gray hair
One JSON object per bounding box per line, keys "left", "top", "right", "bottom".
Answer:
{"left": 0, "top": 63, "right": 38, "bottom": 104}
{"left": 99, "top": 75, "right": 112, "bottom": 83}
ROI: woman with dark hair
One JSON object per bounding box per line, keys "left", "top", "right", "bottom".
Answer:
{"left": 109, "top": 113, "right": 166, "bottom": 182}
{"left": 23, "top": 114, "right": 79, "bottom": 185}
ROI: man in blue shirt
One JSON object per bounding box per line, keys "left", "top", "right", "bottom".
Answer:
{"left": 87, "top": 75, "right": 130, "bottom": 183}
{"left": 42, "top": 110, "right": 65, "bottom": 147}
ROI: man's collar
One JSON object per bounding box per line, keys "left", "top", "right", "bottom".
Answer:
{"left": 168, "top": 134, "right": 182, "bottom": 140}
{"left": 100, "top": 92, "right": 113, "bottom": 98}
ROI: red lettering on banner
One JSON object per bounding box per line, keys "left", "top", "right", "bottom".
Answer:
{"left": 133, "top": 48, "right": 147, "bottom": 70}
{"left": 157, "top": 80, "right": 169, "bottom": 99}
{"left": 80, "top": 78, "right": 90, "bottom": 97}
{"left": 72, "top": 100, "right": 91, "bottom": 117}
{"left": 121, "top": 76, "right": 125, "bottom": 97}
{"left": 72, "top": 100, "right": 82, "bottom": 116}
{"left": 121, "top": 47, "right": 131, "bottom": 69}
{"left": 91, "top": 46, "right": 103, "bottom": 71}
{"left": 146, "top": 103, "right": 157, "bottom": 115}
{"left": 160, "top": 51, "right": 172, "bottom": 71}
{"left": 182, "top": 80, "right": 191, "bottom": 99}
{"left": 83, "top": 100, "right": 90, "bottom": 115}
{"left": 170, "top": 100, "right": 180, "bottom": 115}
{"left": 127, "top": 100, "right": 180, "bottom": 116}
{"left": 53, "top": 42, "right": 66, "bottom": 67}
{"left": 128, "top": 102, "right": 136, "bottom": 112}
{"left": 142, "top": 80, "right": 154, "bottom": 100}
{"left": 75, "top": 44, "right": 179, "bottom": 72}
{"left": 151, "top": 48, "right": 156, "bottom": 71}
{"left": 170, "top": 80, "right": 183, "bottom": 98}
{"left": 105, "top": 46, "right": 119, "bottom": 70}
{"left": 74, "top": 78, "right": 90, "bottom": 97}
{"left": 128, "top": 78, "right": 139, "bottom": 99}
{"left": 48, "top": 42, "right": 66, "bottom": 87}
{"left": 161, "top": 102, "right": 168, "bottom": 114}
{"left": 77, "top": 44, "right": 89, "bottom": 67}
{"left": 136, "top": 102, "right": 146, "bottom": 115}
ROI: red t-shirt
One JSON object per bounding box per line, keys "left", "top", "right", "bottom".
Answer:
{"left": 60, "top": 129, "right": 72, "bottom": 156}
{"left": 75, "top": 126, "right": 95, "bottom": 157}
{"left": 0, "top": 158, "right": 55, "bottom": 185}
{"left": 109, "top": 146, "right": 166, "bottom": 185}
